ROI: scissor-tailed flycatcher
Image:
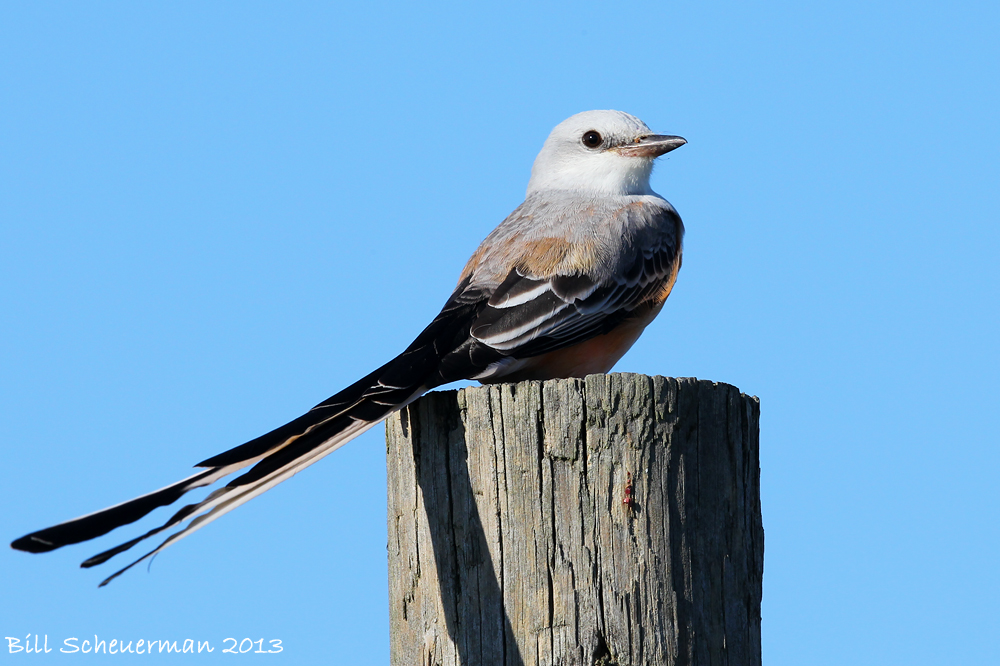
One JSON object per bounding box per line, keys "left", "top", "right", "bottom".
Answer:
{"left": 12, "top": 110, "right": 686, "bottom": 585}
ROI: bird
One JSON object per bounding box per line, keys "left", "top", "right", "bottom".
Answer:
{"left": 11, "top": 110, "right": 686, "bottom": 586}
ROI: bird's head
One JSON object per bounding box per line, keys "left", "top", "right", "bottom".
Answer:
{"left": 527, "top": 110, "right": 685, "bottom": 197}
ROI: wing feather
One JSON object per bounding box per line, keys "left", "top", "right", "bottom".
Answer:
{"left": 469, "top": 240, "right": 680, "bottom": 358}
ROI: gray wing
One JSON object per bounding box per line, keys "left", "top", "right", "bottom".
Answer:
{"left": 469, "top": 240, "right": 680, "bottom": 358}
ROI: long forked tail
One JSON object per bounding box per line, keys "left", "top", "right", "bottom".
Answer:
{"left": 10, "top": 356, "right": 431, "bottom": 586}
{"left": 11, "top": 278, "right": 494, "bottom": 585}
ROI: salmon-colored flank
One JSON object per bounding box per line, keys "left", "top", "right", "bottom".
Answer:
{"left": 481, "top": 247, "right": 682, "bottom": 384}
{"left": 483, "top": 306, "right": 658, "bottom": 383}
{"left": 647, "top": 250, "right": 682, "bottom": 306}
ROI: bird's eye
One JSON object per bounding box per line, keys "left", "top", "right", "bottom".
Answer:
{"left": 581, "top": 130, "right": 603, "bottom": 149}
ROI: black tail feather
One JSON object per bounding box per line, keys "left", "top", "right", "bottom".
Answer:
{"left": 10, "top": 469, "right": 218, "bottom": 554}
{"left": 10, "top": 280, "right": 501, "bottom": 581}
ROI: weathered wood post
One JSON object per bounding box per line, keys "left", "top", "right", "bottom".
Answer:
{"left": 386, "top": 373, "right": 762, "bottom": 666}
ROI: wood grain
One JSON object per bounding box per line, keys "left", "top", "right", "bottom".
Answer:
{"left": 386, "top": 373, "right": 762, "bottom": 666}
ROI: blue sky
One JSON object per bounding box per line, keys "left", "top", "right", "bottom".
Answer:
{"left": 2, "top": 2, "right": 998, "bottom": 664}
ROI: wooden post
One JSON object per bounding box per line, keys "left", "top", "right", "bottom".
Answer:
{"left": 386, "top": 373, "right": 762, "bottom": 666}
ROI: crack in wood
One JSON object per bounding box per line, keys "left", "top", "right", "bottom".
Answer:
{"left": 387, "top": 374, "right": 762, "bottom": 666}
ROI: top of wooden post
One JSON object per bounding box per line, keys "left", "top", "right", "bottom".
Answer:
{"left": 387, "top": 373, "right": 762, "bottom": 666}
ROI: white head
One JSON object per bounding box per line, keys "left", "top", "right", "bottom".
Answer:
{"left": 526, "top": 110, "right": 685, "bottom": 197}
